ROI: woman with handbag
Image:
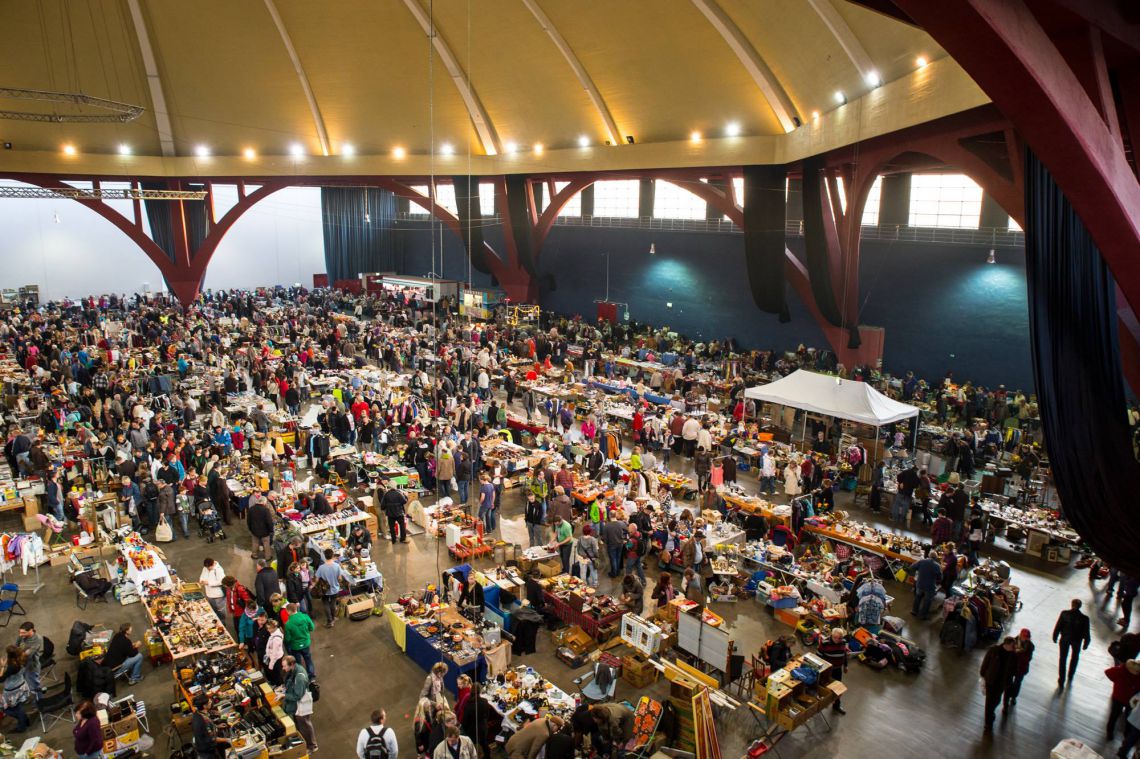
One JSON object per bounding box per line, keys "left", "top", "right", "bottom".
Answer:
{"left": 1, "top": 646, "right": 30, "bottom": 733}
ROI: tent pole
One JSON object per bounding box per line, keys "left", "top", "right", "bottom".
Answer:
{"left": 801, "top": 411, "right": 808, "bottom": 453}
{"left": 875, "top": 424, "right": 881, "bottom": 472}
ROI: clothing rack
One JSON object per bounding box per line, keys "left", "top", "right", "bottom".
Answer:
{"left": 0, "top": 532, "right": 47, "bottom": 594}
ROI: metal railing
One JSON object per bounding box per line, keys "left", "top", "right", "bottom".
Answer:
{"left": 395, "top": 211, "right": 1025, "bottom": 247}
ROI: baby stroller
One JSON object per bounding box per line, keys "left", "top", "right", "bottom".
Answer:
{"left": 195, "top": 498, "right": 227, "bottom": 543}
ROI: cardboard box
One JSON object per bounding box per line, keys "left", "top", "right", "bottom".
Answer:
{"left": 553, "top": 625, "right": 595, "bottom": 654}
{"left": 21, "top": 495, "right": 39, "bottom": 517}
{"left": 774, "top": 607, "right": 805, "bottom": 627}
{"left": 343, "top": 594, "right": 375, "bottom": 617}
{"left": 622, "top": 653, "right": 658, "bottom": 687}
{"left": 535, "top": 559, "right": 561, "bottom": 578}
{"left": 23, "top": 514, "right": 40, "bottom": 531}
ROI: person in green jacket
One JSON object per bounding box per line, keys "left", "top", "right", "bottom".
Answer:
{"left": 281, "top": 656, "right": 317, "bottom": 752}
{"left": 283, "top": 603, "right": 315, "bottom": 678}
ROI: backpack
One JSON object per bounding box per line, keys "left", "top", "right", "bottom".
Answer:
{"left": 67, "top": 621, "right": 93, "bottom": 657}
{"left": 362, "top": 726, "right": 390, "bottom": 759}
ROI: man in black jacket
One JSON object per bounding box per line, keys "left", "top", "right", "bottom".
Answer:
{"left": 380, "top": 482, "right": 408, "bottom": 544}
{"left": 246, "top": 496, "right": 276, "bottom": 559}
{"left": 253, "top": 558, "right": 280, "bottom": 612}
{"left": 1053, "top": 598, "right": 1091, "bottom": 687}
{"left": 979, "top": 636, "right": 1017, "bottom": 731}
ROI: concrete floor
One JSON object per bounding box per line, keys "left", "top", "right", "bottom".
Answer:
{"left": 12, "top": 437, "right": 1131, "bottom": 758}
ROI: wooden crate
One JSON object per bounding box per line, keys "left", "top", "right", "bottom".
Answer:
{"left": 621, "top": 653, "right": 658, "bottom": 687}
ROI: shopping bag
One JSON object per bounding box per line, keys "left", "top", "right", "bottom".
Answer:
{"left": 154, "top": 515, "right": 173, "bottom": 543}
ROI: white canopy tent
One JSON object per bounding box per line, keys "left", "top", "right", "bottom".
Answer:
{"left": 744, "top": 369, "right": 919, "bottom": 427}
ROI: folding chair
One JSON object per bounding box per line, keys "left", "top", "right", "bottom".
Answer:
{"left": 580, "top": 662, "right": 618, "bottom": 703}
{"left": 0, "top": 583, "right": 26, "bottom": 626}
{"left": 39, "top": 636, "right": 58, "bottom": 684}
{"left": 36, "top": 673, "right": 75, "bottom": 732}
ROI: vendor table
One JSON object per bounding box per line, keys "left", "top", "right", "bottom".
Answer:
{"left": 703, "top": 523, "right": 746, "bottom": 550}
{"left": 483, "top": 665, "right": 576, "bottom": 733}
{"left": 144, "top": 589, "right": 237, "bottom": 660}
{"left": 400, "top": 617, "right": 487, "bottom": 694}
{"left": 540, "top": 584, "right": 626, "bottom": 639}
{"left": 804, "top": 524, "right": 921, "bottom": 565}
{"left": 295, "top": 505, "right": 367, "bottom": 535}
{"left": 720, "top": 491, "right": 792, "bottom": 529}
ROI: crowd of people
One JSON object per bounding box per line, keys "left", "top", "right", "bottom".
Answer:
{"left": 0, "top": 283, "right": 1132, "bottom": 757}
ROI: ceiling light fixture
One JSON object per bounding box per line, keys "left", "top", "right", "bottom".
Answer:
{"left": 341, "top": 143, "right": 355, "bottom": 156}
{"left": 865, "top": 71, "right": 881, "bottom": 88}
{"left": 243, "top": 147, "right": 256, "bottom": 160}
{"left": 118, "top": 143, "right": 131, "bottom": 156}
{"left": 987, "top": 249, "right": 996, "bottom": 264}
{"left": 690, "top": 130, "right": 702, "bottom": 143}
{"left": 290, "top": 143, "right": 305, "bottom": 158}
{"left": 916, "top": 56, "right": 928, "bottom": 69}
{"left": 194, "top": 145, "right": 210, "bottom": 158}
{"left": 62, "top": 144, "right": 76, "bottom": 156}
{"left": 533, "top": 143, "right": 544, "bottom": 155}
{"left": 725, "top": 122, "right": 741, "bottom": 137}
{"left": 440, "top": 143, "right": 454, "bottom": 156}
{"left": 505, "top": 141, "right": 518, "bottom": 154}
{"left": 578, "top": 135, "right": 590, "bottom": 148}
{"left": 834, "top": 91, "right": 847, "bottom": 105}
{"left": 392, "top": 146, "right": 406, "bottom": 159}
{"left": 811, "top": 111, "right": 820, "bottom": 121}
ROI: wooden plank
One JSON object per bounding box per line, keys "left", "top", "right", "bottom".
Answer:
{"left": 673, "top": 659, "right": 719, "bottom": 689}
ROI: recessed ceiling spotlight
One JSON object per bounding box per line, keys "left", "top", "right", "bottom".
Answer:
{"left": 243, "top": 147, "right": 257, "bottom": 160}
{"left": 118, "top": 143, "right": 132, "bottom": 155}
{"left": 725, "top": 122, "right": 741, "bottom": 137}
{"left": 62, "top": 144, "right": 77, "bottom": 156}
{"left": 533, "top": 143, "right": 544, "bottom": 155}
{"left": 440, "top": 143, "right": 454, "bottom": 156}
{"left": 341, "top": 143, "right": 356, "bottom": 156}
{"left": 392, "top": 146, "right": 406, "bottom": 159}
{"left": 811, "top": 111, "right": 820, "bottom": 121}
{"left": 195, "top": 145, "right": 210, "bottom": 158}
{"left": 865, "top": 71, "right": 881, "bottom": 88}
{"left": 690, "top": 130, "right": 702, "bottom": 143}
{"left": 834, "top": 91, "right": 847, "bottom": 105}
{"left": 916, "top": 56, "right": 928, "bottom": 69}
{"left": 504, "top": 141, "right": 518, "bottom": 154}
{"left": 290, "top": 143, "right": 305, "bottom": 158}
{"left": 578, "top": 135, "right": 590, "bottom": 147}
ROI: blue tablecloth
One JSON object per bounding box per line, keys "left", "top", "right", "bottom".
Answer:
{"left": 404, "top": 622, "right": 486, "bottom": 693}
{"left": 587, "top": 380, "right": 670, "bottom": 407}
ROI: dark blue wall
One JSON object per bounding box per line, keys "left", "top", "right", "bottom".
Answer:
{"left": 394, "top": 221, "right": 496, "bottom": 288}
{"left": 395, "top": 222, "right": 1032, "bottom": 389}
{"left": 539, "top": 226, "right": 826, "bottom": 349}
{"left": 847, "top": 238, "right": 1032, "bottom": 391}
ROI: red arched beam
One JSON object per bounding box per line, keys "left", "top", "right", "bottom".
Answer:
{"left": 533, "top": 178, "right": 593, "bottom": 251}
{"left": 4, "top": 174, "right": 289, "bottom": 306}
{"left": 885, "top": 0, "right": 1140, "bottom": 313}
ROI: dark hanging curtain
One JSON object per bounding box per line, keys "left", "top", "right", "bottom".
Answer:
{"left": 741, "top": 164, "right": 789, "bottom": 321}
{"left": 141, "top": 181, "right": 175, "bottom": 261}
{"left": 1025, "top": 149, "right": 1140, "bottom": 577}
{"left": 452, "top": 175, "right": 490, "bottom": 275}
{"left": 320, "top": 187, "right": 398, "bottom": 283}
{"left": 799, "top": 156, "right": 844, "bottom": 328}
{"left": 141, "top": 181, "right": 210, "bottom": 259}
{"left": 185, "top": 183, "right": 210, "bottom": 252}
{"left": 504, "top": 174, "right": 538, "bottom": 276}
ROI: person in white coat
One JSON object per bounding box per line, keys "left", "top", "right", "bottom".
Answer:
{"left": 783, "top": 460, "right": 802, "bottom": 497}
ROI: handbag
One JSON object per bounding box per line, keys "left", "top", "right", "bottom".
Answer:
{"left": 154, "top": 515, "right": 173, "bottom": 543}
